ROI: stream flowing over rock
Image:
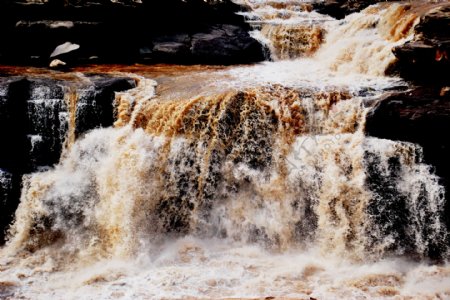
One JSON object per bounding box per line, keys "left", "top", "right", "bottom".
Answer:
{"left": 366, "top": 87, "right": 450, "bottom": 229}
{"left": 0, "top": 1, "right": 450, "bottom": 299}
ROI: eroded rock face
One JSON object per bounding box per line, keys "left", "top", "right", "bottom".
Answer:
{"left": 0, "top": 0, "right": 264, "bottom": 65}
{"left": 392, "top": 4, "right": 450, "bottom": 84}
{"left": 0, "top": 75, "right": 135, "bottom": 243}
{"left": 366, "top": 87, "right": 450, "bottom": 228}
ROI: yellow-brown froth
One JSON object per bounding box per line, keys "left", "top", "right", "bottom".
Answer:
{"left": 64, "top": 87, "right": 78, "bottom": 150}
{"left": 261, "top": 24, "right": 324, "bottom": 60}
{"left": 131, "top": 85, "right": 308, "bottom": 139}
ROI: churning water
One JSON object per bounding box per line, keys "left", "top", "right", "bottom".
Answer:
{"left": 1, "top": 1, "right": 449, "bottom": 299}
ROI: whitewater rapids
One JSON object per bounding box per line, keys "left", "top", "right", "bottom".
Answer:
{"left": 1, "top": 1, "right": 449, "bottom": 299}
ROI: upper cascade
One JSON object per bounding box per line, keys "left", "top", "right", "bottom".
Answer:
{"left": 235, "top": 0, "right": 420, "bottom": 76}
{"left": 234, "top": 0, "right": 332, "bottom": 60}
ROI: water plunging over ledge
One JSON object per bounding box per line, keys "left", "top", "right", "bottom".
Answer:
{"left": 0, "top": 1, "right": 449, "bottom": 299}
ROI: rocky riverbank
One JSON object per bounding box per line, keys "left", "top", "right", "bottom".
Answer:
{"left": 0, "top": 0, "right": 264, "bottom": 66}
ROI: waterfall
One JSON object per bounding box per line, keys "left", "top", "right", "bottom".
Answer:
{"left": 234, "top": 0, "right": 332, "bottom": 60}
{"left": 236, "top": 0, "right": 418, "bottom": 75}
{"left": 0, "top": 1, "right": 448, "bottom": 299}
{"left": 5, "top": 77, "right": 446, "bottom": 262}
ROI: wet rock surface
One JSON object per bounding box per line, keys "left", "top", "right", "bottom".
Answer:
{"left": 0, "top": 75, "right": 135, "bottom": 243}
{"left": 392, "top": 4, "right": 450, "bottom": 84}
{"left": 366, "top": 87, "right": 450, "bottom": 228}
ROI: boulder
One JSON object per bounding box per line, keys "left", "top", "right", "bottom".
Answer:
{"left": 136, "top": 25, "right": 264, "bottom": 64}
{"left": 49, "top": 58, "right": 67, "bottom": 68}
{"left": 191, "top": 24, "right": 265, "bottom": 64}
{"left": 50, "top": 42, "right": 80, "bottom": 58}
{"left": 153, "top": 42, "right": 188, "bottom": 55}
{"left": 150, "top": 34, "right": 191, "bottom": 62}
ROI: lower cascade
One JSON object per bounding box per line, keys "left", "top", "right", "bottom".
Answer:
{"left": 5, "top": 80, "right": 448, "bottom": 261}
{"left": 1, "top": 1, "right": 450, "bottom": 299}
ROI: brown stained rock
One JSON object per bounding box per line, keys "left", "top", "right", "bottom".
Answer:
{"left": 392, "top": 3, "right": 450, "bottom": 83}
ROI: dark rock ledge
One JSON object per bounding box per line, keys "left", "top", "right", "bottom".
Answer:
{"left": 0, "top": 74, "right": 136, "bottom": 243}
{"left": 0, "top": 0, "right": 265, "bottom": 66}
{"left": 366, "top": 87, "right": 450, "bottom": 228}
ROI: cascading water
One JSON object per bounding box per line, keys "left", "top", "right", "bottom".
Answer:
{"left": 1, "top": 1, "right": 449, "bottom": 299}
{"left": 235, "top": 0, "right": 330, "bottom": 60}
